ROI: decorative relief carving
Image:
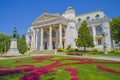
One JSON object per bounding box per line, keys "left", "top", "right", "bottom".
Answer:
{"left": 34, "top": 14, "right": 58, "bottom": 24}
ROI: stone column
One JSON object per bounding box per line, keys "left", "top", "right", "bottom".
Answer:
{"left": 48, "top": 25, "right": 53, "bottom": 50}
{"left": 36, "top": 29, "right": 39, "bottom": 50}
{"left": 33, "top": 29, "right": 36, "bottom": 50}
{"left": 40, "top": 27, "right": 44, "bottom": 50}
{"left": 58, "top": 24, "right": 63, "bottom": 48}
{"left": 92, "top": 26, "right": 96, "bottom": 46}
{"left": 55, "top": 30, "right": 58, "bottom": 49}
{"left": 64, "top": 27, "right": 67, "bottom": 49}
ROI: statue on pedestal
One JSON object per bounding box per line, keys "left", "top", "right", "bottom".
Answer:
{"left": 3, "top": 27, "right": 21, "bottom": 56}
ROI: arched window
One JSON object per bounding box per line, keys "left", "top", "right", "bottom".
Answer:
{"left": 95, "top": 14, "right": 100, "bottom": 18}
{"left": 96, "top": 26, "right": 102, "bottom": 36}
{"left": 78, "top": 18, "right": 81, "bottom": 22}
{"left": 86, "top": 16, "right": 90, "bottom": 20}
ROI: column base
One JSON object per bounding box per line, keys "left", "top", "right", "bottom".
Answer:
{"left": 48, "top": 45, "right": 53, "bottom": 50}
{"left": 40, "top": 46, "right": 44, "bottom": 50}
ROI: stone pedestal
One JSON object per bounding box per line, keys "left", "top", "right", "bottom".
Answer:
{"left": 3, "top": 38, "right": 21, "bottom": 56}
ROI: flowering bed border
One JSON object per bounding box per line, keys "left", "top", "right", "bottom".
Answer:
{"left": 97, "top": 64, "right": 120, "bottom": 74}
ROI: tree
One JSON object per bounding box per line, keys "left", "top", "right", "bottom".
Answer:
{"left": 0, "top": 33, "right": 11, "bottom": 54}
{"left": 18, "top": 35, "right": 28, "bottom": 54}
{"left": 110, "top": 16, "right": 120, "bottom": 44}
{"left": 75, "top": 20, "right": 94, "bottom": 52}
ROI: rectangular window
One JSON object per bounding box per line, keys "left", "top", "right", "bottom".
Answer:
{"left": 98, "top": 39, "right": 102, "bottom": 45}
{"left": 62, "top": 28, "right": 65, "bottom": 37}
{"left": 52, "top": 30, "right": 56, "bottom": 37}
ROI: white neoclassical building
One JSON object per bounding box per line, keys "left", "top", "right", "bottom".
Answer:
{"left": 26, "top": 7, "right": 112, "bottom": 51}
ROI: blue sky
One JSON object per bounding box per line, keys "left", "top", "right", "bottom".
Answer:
{"left": 0, "top": 0, "right": 120, "bottom": 36}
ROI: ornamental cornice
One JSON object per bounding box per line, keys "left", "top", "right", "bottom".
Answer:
{"left": 88, "top": 16, "right": 110, "bottom": 24}
{"left": 32, "top": 17, "right": 68, "bottom": 29}
{"left": 32, "top": 12, "right": 68, "bottom": 25}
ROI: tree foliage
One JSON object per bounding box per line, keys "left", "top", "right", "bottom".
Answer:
{"left": 110, "top": 16, "right": 120, "bottom": 44}
{"left": 75, "top": 20, "right": 94, "bottom": 51}
{"left": 0, "top": 33, "right": 11, "bottom": 54}
{"left": 18, "top": 35, "right": 28, "bottom": 54}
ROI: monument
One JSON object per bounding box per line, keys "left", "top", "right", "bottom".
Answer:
{"left": 3, "top": 27, "right": 21, "bottom": 56}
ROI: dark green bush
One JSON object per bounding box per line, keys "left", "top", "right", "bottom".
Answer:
{"left": 66, "top": 45, "right": 76, "bottom": 52}
{"left": 88, "top": 49, "right": 105, "bottom": 54}
{"left": 91, "top": 48, "right": 98, "bottom": 52}
{"left": 57, "top": 48, "right": 68, "bottom": 53}
{"left": 109, "top": 49, "right": 120, "bottom": 54}
{"left": 57, "top": 48, "right": 63, "bottom": 52}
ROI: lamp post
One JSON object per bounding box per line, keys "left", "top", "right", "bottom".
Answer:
{"left": 102, "top": 32, "right": 108, "bottom": 54}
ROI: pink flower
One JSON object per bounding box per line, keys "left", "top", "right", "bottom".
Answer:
{"left": 64, "top": 68, "right": 78, "bottom": 76}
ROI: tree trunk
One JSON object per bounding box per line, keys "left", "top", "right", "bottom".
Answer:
{"left": 84, "top": 46, "right": 86, "bottom": 52}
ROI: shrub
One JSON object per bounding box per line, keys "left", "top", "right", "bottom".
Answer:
{"left": 98, "top": 51, "right": 104, "bottom": 54}
{"left": 109, "top": 49, "right": 120, "bottom": 55}
{"left": 66, "top": 45, "right": 76, "bottom": 52}
{"left": 66, "top": 45, "right": 72, "bottom": 51}
{"left": 63, "top": 49, "right": 68, "bottom": 53}
{"left": 57, "top": 48, "right": 64, "bottom": 52}
{"left": 91, "top": 48, "right": 98, "bottom": 52}
{"left": 88, "top": 49, "right": 105, "bottom": 54}
{"left": 68, "top": 48, "right": 76, "bottom": 52}
{"left": 0, "top": 51, "right": 3, "bottom": 54}
{"left": 109, "top": 49, "right": 116, "bottom": 53}
{"left": 115, "top": 50, "right": 120, "bottom": 54}
{"left": 57, "top": 48, "right": 68, "bottom": 53}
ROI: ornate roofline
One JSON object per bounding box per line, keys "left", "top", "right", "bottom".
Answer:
{"left": 88, "top": 16, "right": 110, "bottom": 24}
{"left": 32, "top": 12, "right": 65, "bottom": 25}
{"left": 77, "top": 9, "right": 103, "bottom": 17}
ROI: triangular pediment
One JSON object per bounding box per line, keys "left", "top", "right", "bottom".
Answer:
{"left": 32, "top": 13, "right": 61, "bottom": 24}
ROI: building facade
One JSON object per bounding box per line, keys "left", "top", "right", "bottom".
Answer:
{"left": 26, "top": 7, "right": 112, "bottom": 51}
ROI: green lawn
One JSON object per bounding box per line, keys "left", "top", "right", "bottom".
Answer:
{"left": 0, "top": 55, "right": 120, "bottom": 80}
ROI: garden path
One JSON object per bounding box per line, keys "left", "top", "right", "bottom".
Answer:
{"left": 0, "top": 54, "right": 120, "bottom": 61}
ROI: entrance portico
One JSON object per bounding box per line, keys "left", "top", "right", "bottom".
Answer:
{"left": 34, "top": 24, "right": 67, "bottom": 50}
{"left": 32, "top": 12, "right": 67, "bottom": 50}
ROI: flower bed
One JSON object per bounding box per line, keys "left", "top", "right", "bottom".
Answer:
{"left": 0, "top": 66, "right": 11, "bottom": 69}
{"left": 0, "top": 56, "right": 120, "bottom": 80}
{"left": 64, "top": 68, "right": 80, "bottom": 80}
{"left": 97, "top": 64, "right": 120, "bottom": 74}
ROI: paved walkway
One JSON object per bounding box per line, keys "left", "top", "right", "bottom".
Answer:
{"left": 0, "top": 54, "right": 120, "bottom": 61}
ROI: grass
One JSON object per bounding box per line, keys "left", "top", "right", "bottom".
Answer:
{"left": 0, "top": 55, "right": 120, "bottom": 80}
